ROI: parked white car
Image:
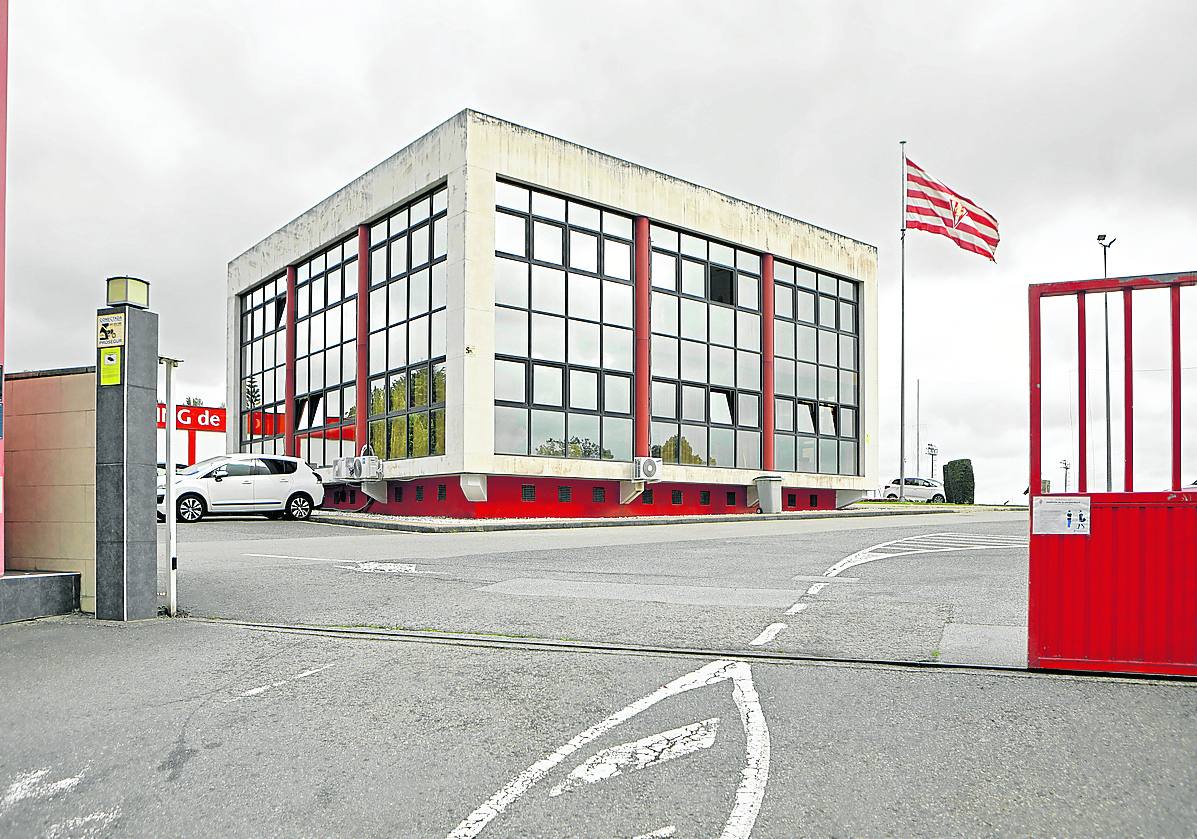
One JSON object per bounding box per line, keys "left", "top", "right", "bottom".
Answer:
{"left": 881, "top": 477, "right": 946, "bottom": 503}
{"left": 156, "top": 454, "right": 324, "bottom": 523}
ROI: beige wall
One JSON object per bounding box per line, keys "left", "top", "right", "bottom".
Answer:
{"left": 5, "top": 370, "right": 97, "bottom": 612}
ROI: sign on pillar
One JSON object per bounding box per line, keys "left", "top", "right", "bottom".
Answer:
{"left": 95, "top": 277, "right": 159, "bottom": 621}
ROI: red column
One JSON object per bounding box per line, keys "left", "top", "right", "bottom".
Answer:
{"left": 1170, "top": 284, "right": 1182, "bottom": 491}
{"left": 284, "top": 265, "right": 297, "bottom": 457}
{"left": 1076, "top": 293, "right": 1087, "bottom": 493}
{"left": 1123, "top": 289, "right": 1134, "bottom": 492}
{"left": 761, "top": 254, "right": 775, "bottom": 470}
{"left": 187, "top": 430, "right": 197, "bottom": 466}
{"left": 634, "top": 216, "right": 651, "bottom": 457}
{"left": 355, "top": 225, "right": 369, "bottom": 455}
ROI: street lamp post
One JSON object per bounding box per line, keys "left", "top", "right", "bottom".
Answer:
{"left": 1097, "top": 234, "right": 1116, "bottom": 492}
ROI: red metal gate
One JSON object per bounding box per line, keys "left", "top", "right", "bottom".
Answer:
{"left": 1029, "top": 271, "right": 1196, "bottom": 677}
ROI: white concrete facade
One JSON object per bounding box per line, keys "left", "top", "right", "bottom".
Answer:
{"left": 228, "top": 110, "right": 878, "bottom": 496}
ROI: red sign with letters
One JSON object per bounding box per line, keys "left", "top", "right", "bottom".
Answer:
{"left": 156, "top": 404, "right": 227, "bottom": 433}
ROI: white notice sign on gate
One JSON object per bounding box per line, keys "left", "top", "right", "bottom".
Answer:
{"left": 1032, "top": 496, "right": 1091, "bottom": 535}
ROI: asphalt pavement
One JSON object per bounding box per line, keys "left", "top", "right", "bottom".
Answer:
{"left": 3, "top": 509, "right": 1194, "bottom": 838}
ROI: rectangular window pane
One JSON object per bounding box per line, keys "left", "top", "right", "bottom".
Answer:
{"left": 736, "top": 431, "right": 760, "bottom": 469}
{"left": 495, "top": 359, "right": 526, "bottom": 402}
{"left": 568, "top": 230, "right": 599, "bottom": 273}
{"left": 603, "top": 417, "right": 632, "bottom": 461}
{"left": 495, "top": 406, "right": 529, "bottom": 454}
{"left": 775, "top": 397, "right": 794, "bottom": 432}
{"left": 798, "top": 436, "right": 817, "bottom": 472}
{"left": 679, "top": 425, "right": 706, "bottom": 465}
{"left": 652, "top": 380, "right": 677, "bottom": 419}
{"left": 567, "top": 413, "right": 601, "bottom": 459}
{"left": 410, "top": 411, "right": 430, "bottom": 457}
{"left": 603, "top": 326, "right": 633, "bottom": 372}
{"left": 531, "top": 265, "right": 566, "bottom": 314}
{"left": 651, "top": 421, "right": 680, "bottom": 462}
{"left": 652, "top": 251, "right": 677, "bottom": 290}
{"left": 603, "top": 239, "right": 631, "bottom": 280}
{"left": 604, "top": 374, "right": 631, "bottom": 414}
{"left": 533, "top": 221, "right": 564, "bottom": 265}
{"left": 531, "top": 410, "right": 565, "bottom": 456}
{"left": 571, "top": 319, "right": 601, "bottom": 367}
{"left": 568, "top": 273, "right": 601, "bottom": 321}
{"left": 531, "top": 313, "right": 566, "bottom": 361}
{"left": 495, "top": 258, "right": 529, "bottom": 308}
{"left": 495, "top": 308, "right": 529, "bottom": 357}
{"left": 533, "top": 364, "right": 563, "bottom": 407}
{"left": 496, "top": 212, "right": 527, "bottom": 256}
{"left": 603, "top": 282, "right": 633, "bottom": 327}
{"left": 390, "top": 414, "right": 409, "bottom": 459}
{"left": 709, "top": 427, "right": 734, "bottom": 468}
{"left": 569, "top": 369, "right": 598, "bottom": 410}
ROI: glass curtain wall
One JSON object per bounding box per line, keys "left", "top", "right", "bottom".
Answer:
{"left": 293, "top": 238, "right": 359, "bottom": 467}
{"left": 366, "top": 185, "right": 449, "bottom": 460}
{"left": 648, "top": 225, "right": 762, "bottom": 469}
{"left": 238, "top": 274, "right": 287, "bottom": 453}
{"left": 772, "top": 261, "right": 860, "bottom": 475}
{"left": 492, "top": 180, "right": 635, "bottom": 461}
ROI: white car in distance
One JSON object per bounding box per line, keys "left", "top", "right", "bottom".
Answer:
{"left": 881, "top": 477, "right": 947, "bottom": 503}
{"left": 157, "top": 454, "right": 324, "bottom": 523}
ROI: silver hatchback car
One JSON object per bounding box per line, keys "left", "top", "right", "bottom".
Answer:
{"left": 157, "top": 453, "right": 325, "bottom": 522}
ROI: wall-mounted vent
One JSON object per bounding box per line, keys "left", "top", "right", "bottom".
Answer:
{"left": 521, "top": 484, "right": 536, "bottom": 501}
{"left": 558, "top": 486, "right": 572, "bottom": 502}
{"left": 671, "top": 490, "right": 683, "bottom": 505}
{"left": 592, "top": 487, "right": 606, "bottom": 503}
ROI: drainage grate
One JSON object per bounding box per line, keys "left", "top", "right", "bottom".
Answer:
{"left": 592, "top": 486, "right": 606, "bottom": 503}
{"left": 521, "top": 484, "right": 536, "bottom": 501}
{"left": 671, "top": 489, "right": 683, "bottom": 505}
{"left": 558, "top": 485, "right": 572, "bottom": 502}
{"left": 437, "top": 484, "right": 447, "bottom": 501}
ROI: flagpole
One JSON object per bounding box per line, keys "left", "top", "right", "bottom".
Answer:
{"left": 899, "top": 140, "right": 907, "bottom": 502}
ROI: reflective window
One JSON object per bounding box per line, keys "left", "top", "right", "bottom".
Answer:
{"left": 365, "top": 184, "right": 450, "bottom": 461}
{"left": 492, "top": 179, "right": 635, "bottom": 461}
{"left": 772, "top": 258, "right": 861, "bottom": 475}
{"left": 238, "top": 273, "right": 288, "bottom": 455}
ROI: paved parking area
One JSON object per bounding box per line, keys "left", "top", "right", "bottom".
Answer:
{"left": 159, "top": 509, "right": 1028, "bottom": 665}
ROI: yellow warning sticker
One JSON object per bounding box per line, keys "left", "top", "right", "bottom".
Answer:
{"left": 99, "top": 348, "right": 122, "bottom": 386}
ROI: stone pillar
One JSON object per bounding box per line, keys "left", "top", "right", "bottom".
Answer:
{"left": 95, "top": 304, "right": 158, "bottom": 621}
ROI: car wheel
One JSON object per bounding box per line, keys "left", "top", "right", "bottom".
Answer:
{"left": 885, "top": 493, "right": 898, "bottom": 500}
{"left": 177, "top": 494, "right": 206, "bottom": 523}
{"left": 931, "top": 494, "right": 946, "bottom": 503}
{"left": 285, "top": 493, "right": 313, "bottom": 521}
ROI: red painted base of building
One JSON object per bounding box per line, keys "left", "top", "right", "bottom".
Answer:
{"left": 322, "top": 475, "right": 838, "bottom": 519}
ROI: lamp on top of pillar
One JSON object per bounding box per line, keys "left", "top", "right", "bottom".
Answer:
{"left": 105, "top": 276, "right": 151, "bottom": 309}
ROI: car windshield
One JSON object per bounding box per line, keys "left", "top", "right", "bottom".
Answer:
{"left": 178, "top": 456, "right": 227, "bottom": 477}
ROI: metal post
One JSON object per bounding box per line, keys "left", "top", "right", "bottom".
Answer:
{"left": 899, "top": 140, "right": 907, "bottom": 501}
{"left": 160, "top": 357, "right": 181, "bottom": 617}
{"left": 915, "top": 379, "right": 920, "bottom": 477}
{"left": 1098, "top": 235, "right": 1115, "bottom": 492}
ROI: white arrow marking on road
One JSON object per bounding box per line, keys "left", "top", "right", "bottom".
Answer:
{"left": 549, "top": 717, "right": 719, "bottom": 796}
{"left": 444, "top": 659, "right": 769, "bottom": 839}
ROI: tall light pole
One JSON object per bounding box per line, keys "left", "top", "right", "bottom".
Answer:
{"left": 1060, "top": 458, "right": 1071, "bottom": 493}
{"left": 1097, "top": 234, "right": 1116, "bottom": 492}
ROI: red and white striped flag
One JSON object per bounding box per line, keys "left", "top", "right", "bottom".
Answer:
{"left": 905, "top": 158, "right": 1000, "bottom": 261}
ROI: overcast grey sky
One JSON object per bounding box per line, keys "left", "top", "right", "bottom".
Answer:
{"left": 8, "top": 0, "right": 1196, "bottom": 501}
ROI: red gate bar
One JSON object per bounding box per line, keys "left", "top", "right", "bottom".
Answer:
{"left": 1028, "top": 271, "right": 1197, "bottom": 677}
{"left": 1076, "top": 293, "right": 1087, "bottom": 492}
{"left": 1123, "top": 288, "right": 1133, "bottom": 492}
{"left": 1171, "top": 284, "right": 1182, "bottom": 491}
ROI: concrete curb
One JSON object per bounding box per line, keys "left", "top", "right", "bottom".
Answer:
{"left": 307, "top": 505, "right": 1021, "bottom": 534}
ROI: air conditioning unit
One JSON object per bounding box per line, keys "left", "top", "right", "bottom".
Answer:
{"left": 333, "top": 456, "right": 384, "bottom": 482}
{"left": 633, "top": 456, "right": 663, "bottom": 482}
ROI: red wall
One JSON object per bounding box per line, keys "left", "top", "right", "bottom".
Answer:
{"left": 323, "top": 475, "right": 837, "bottom": 519}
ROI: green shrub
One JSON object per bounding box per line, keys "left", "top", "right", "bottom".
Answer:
{"left": 942, "top": 459, "right": 975, "bottom": 504}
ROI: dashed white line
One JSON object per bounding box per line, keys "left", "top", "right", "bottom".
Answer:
{"left": 228, "top": 664, "right": 336, "bottom": 701}
{"left": 0, "top": 769, "right": 82, "bottom": 814}
{"left": 806, "top": 582, "right": 828, "bottom": 596}
{"left": 749, "top": 623, "right": 788, "bottom": 646}
{"left": 785, "top": 602, "right": 808, "bottom": 616}
{"left": 632, "top": 828, "right": 677, "bottom": 839}
{"left": 244, "top": 553, "right": 342, "bottom": 563}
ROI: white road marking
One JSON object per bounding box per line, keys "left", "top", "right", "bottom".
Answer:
{"left": 0, "top": 769, "right": 82, "bottom": 814}
{"left": 337, "top": 561, "right": 448, "bottom": 575}
{"left": 45, "top": 807, "right": 121, "bottom": 839}
{"left": 244, "top": 553, "right": 342, "bottom": 562}
{"left": 549, "top": 718, "right": 719, "bottom": 796}
{"left": 823, "top": 532, "right": 1027, "bottom": 578}
{"left": 806, "top": 583, "right": 828, "bottom": 596}
{"left": 632, "top": 828, "right": 677, "bottom": 839}
{"left": 228, "top": 664, "right": 335, "bottom": 701}
{"left": 444, "top": 659, "right": 769, "bottom": 839}
{"left": 749, "top": 623, "right": 787, "bottom": 646}
{"left": 785, "top": 602, "right": 808, "bottom": 616}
